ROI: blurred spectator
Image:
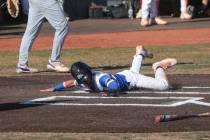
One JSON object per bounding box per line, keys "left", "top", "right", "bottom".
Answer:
{"left": 136, "top": 0, "right": 142, "bottom": 18}
{"left": 204, "top": 0, "right": 210, "bottom": 15}
{"left": 141, "top": 0, "right": 167, "bottom": 26}
{"left": 189, "top": 0, "right": 209, "bottom": 17}
{"left": 180, "top": 0, "right": 192, "bottom": 19}
{"left": 0, "top": 2, "right": 3, "bottom": 23}
{"left": 0, "top": 0, "right": 6, "bottom": 23}
{"left": 180, "top": 0, "right": 209, "bottom": 19}
{"left": 21, "top": 0, "right": 29, "bottom": 16}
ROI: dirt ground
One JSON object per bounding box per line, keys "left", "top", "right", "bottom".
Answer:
{"left": 0, "top": 74, "right": 210, "bottom": 132}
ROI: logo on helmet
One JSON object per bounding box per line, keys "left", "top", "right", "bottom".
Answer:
{"left": 71, "top": 61, "right": 93, "bottom": 87}
{"left": 77, "top": 74, "right": 84, "bottom": 80}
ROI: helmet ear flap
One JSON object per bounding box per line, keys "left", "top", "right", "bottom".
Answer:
{"left": 70, "top": 61, "right": 92, "bottom": 86}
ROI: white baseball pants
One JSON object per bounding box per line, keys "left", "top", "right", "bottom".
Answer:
{"left": 118, "top": 54, "right": 169, "bottom": 90}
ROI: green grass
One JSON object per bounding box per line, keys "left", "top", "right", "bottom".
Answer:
{"left": 1, "top": 43, "right": 210, "bottom": 76}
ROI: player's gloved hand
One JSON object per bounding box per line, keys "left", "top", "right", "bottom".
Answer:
{"left": 99, "top": 92, "right": 119, "bottom": 97}
{"left": 7, "top": 0, "right": 20, "bottom": 18}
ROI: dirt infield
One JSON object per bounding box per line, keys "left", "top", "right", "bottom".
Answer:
{"left": 0, "top": 18, "right": 210, "bottom": 51}
{"left": 0, "top": 74, "right": 210, "bottom": 133}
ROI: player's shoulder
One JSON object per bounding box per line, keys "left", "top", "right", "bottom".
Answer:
{"left": 93, "top": 71, "right": 104, "bottom": 75}
{"left": 93, "top": 71, "right": 109, "bottom": 77}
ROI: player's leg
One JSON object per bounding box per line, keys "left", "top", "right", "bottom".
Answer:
{"left": 130, "top": 45, "right": 153, "bottom": 73}
{"left": 149, "top": 0, "right": 157, "bottom": 19}
{"left": 141, "top": 0, "right": 152, "bottom": 26}
{"left": 43, "top": 0, "right": 70, "bottom": 72}
{"left": 150, "top": 0, "right": 167, "bottom": 25}
{"left": 135, "top": 73, "right": 169, "bottom": 90}
{"left": 57, "top": 0, "right": 69, "bottom": 20}
{"left": 180, "top": 0, "right": 192, "bottom": 19}
{"left": 201, "top": 0, "right": 209, "bottom": 16}
{"left": 135, "top": 58, "right": 177, "bottom": 90}
{"left": 136, "top": 0, "right": 142, "bottom": 19}
{"left": 17, "top": 0, "right": 45, "bottom": 73}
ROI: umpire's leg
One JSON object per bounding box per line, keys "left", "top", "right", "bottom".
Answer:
{"left": 43, "top": 0, "right": 70, "bottom": 62}
{"left": 18, "top": 0, "right": 45, "bottom": 66}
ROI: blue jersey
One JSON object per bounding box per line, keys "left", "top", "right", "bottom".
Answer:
{"left": 75, "top": 71, "right": 130, "bottom": 92}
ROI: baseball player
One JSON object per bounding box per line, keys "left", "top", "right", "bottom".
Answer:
{"left": 141, "top": 0, "right": 167, "bottom": 26}
{"left": 16, "top": 0, "right": 69, "bottom": 73}
{"left": 41, "top": 46, "right": 177, "bottom": 94}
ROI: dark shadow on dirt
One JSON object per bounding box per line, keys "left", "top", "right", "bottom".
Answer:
{"left": 92, "top": 64, "right": 129, "bottom": 70}
{"left": 92, "top": 63, "right": 153, "bottom": 70}
{"left": 0, "top": 102, "right": 43, "bottom": 111}
{"left": 0, "top": 26, "right": 22, "bottom": 30}
{"left": 178, "top": 62, "right": 194, "bottom": 65}
{"left": 0, "top": 31, "right": 24, "bottom": 36}
{"left": 170, "top": 17, "right": 210, "bottom": 24}
{"left": 91, "top": 62, "right": 193, "bottom": 71}
{"left": 169, "top": 84, "right": 183, "bottom": 90}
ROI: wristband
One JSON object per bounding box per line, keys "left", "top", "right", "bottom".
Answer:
{"left": 53, "top": 82, "right": 65, "bottom": 92}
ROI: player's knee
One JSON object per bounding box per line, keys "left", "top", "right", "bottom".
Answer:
{"left": 61, "top": 23, "right": 69, "bottom": 35}
{"left": 158, "top": 80, "right": 169, "bottom": 90}
{"left": 63, "top": 24, "right": 70, "bottom": 36}
{"left": 56, "top": 20, "right": 69, "bottom": 35}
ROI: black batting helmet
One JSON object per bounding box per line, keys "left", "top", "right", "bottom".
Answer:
{"left": 70, "top": 61, "right": 93, "bottom": 86}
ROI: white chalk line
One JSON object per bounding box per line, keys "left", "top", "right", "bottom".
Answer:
{"left": 70, "top": 86, "right": 210, "bottom": 95}
{"left": 182, "top": 86, "right": 210, "bottom": 89}
{"left": 190, "top": 100, "right": 210, "bottom": 106}
{"left": 125, "top": 91, "right": 210, "bottom": 95}
{"left": 22, "top": 96, "right": 209, "bottom": 107}
{"left": 21, "top": 86, "right": 210, "bottom": 107}
{"left": 71, "top": 90, "right": 210, "bottom": 95}
{"left": 24, "top": 96, "right": 202, "bottom": 100}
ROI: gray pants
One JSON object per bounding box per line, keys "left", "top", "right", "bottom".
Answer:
{"left": 18, "top": 0, "right": 69, "bottom": 65}
{"left": 141, "top": 0, "right": 158, "bottom": 19}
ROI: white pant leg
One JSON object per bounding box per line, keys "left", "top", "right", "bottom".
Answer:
{"left": 135, "top": 68, "right": 169, "bottom": 90}
{"left": 57, "top": 0, "right": 64, "bottom": 8}
{"left": 141, "top": 0, "right": 152, "bottom": 18}
{"left": 150, "top": 0, "right": 157, "bottom": 18}
{"left": 129, "top": 54, "right": 144, "bottom": 73}
{"left": 117, "top": 54, "right": 143, "bottom": 87}
{"left": 180, "top": 0, "right": 188, "bottom": 13}
{"left": 18, "top": 0, "right": 45, "bottom": 65}
{"left": 126, "top": 53, "right": 169, "bottom": 90}
{"left": 42, "top": 0, "right": 69, "bottom": 61}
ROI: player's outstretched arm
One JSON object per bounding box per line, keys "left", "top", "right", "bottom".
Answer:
{"left": 40, "top": 87, "right": 54, "bottom": 92}
{"left": 40, "top": 80, "right": 75, "bottom": 92}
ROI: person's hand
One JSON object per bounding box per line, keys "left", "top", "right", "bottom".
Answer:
{"left": 99, "top": 92, "right": 119, "bottom": 97}
{"left": 7, "top": 0, "right": 20, "bottom": 18}
{"left": 40, "top": 88, "right": 54, "bottom": 92}
{"left": 99, "top": 92, "right": 108, "bottom": 97}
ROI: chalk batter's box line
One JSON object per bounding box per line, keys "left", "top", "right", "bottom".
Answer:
{"left": 71, "top": 86, "right": 210, "bottom": 94}
{"left": 72, "top": 90, "right": 210, "bottom": 95}
{"left": 21, "top": 96, "right": 210, "bottom": 107}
